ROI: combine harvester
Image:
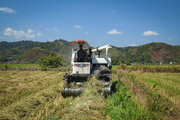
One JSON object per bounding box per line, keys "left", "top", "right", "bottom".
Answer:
{"left": 62, "top": 40, "right": 113, "bottom": 97}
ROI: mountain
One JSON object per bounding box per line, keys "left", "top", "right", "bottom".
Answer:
{"left": 110, "top": 42, "right": 180, "bottom": 64}
{"left": 0, "top": 40, "right": 179, "bottom": 64}
{"left": 0, "top": 39, "right": 72, "bottom": 63}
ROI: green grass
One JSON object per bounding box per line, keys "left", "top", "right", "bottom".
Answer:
{"left": 105, "top": 82, "right": 157, "bottom": 120}
{"left": 134, "top": 72, "right": 180, "bottom": 108}
{"left": 111, "top": 66, "right": 180, "bottom": 119}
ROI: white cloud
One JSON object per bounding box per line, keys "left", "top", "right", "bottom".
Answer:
{"left": 128, "top": 44, "right": 136, "bottom": 47}
{"left": 4, "top": 28, "right": 24, "bottom": 38}
{"left": 4, "top": 27, "right": 42, "bottom": 39}
{"left": 107, "top": 29, "right": 122, "bottom": 35}
{"left": 84, "top": 31, "right": 89, "bottom": 36}
{"left": 25, "top": 29, "right": 35, "bottom": 38}
{"left": 27, "top": 29, "right": 34, "bottom": 33}
{"left": 74, "top": 25, "right": 82, "bottom": 29}
{"left": 0, "top": 7, "right": 16, "bottom": 13}
{"left": 47, "top": 37, "right": 53, "bottom": 42}
{"left": 143, "top": 30, "right": 158, "bottom": 36}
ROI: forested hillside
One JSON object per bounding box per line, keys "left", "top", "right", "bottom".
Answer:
{"left": 0, "top": 40, "right": 179, "bottom": 64}
{"left": 111, "top": 42, "right": 180, "bottom": 64}
{"left": 0, "top": 39, "right": 72, "bottom": 63}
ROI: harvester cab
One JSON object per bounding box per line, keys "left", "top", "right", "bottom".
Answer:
{"left": 62, "top": 40, "right": 112, "bottom": 97}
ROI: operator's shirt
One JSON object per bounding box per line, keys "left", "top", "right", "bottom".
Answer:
{"left": 77, "top": 49, "right": 87, "bottom": 62}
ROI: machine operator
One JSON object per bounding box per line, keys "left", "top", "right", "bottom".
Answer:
{"left": 77, "top": 45, "right": 87, "bottom": 62}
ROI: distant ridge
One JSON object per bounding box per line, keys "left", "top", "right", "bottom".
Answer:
{"left": 0, "top": 39, "right": 179, "bottom": 64}
{"left": 0, "top": 39, "right": 72, "bottom": 63}
{"left": 111, "top": 42, "right": 180, "bottom": 64}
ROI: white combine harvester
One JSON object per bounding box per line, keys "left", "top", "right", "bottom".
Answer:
{"left": 62, "top": 40, "right": 113, "bottom": 97}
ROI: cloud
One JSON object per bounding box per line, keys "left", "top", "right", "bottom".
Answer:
{"left": 47, "top": 37, "right": 53, "bottom": 42}
{"left": 128, "top": 44, "right": 136, "bottom": 46}
{"left": 4, "top": 27, "right": 41, "bottom": 39}
{"left": 27, "top": 29, "right": 34, "bottom": 33}
{"left": 143, "top": 30, "right": 158, "bottom": 36}
{"left": 0, "top": 7, "right": 16, "bottom": 13}
{"left": 84, "top": 31, "right": 89, "bottom": 36}
{"left": 107, "top": 29, "right": 122, "bottom": 35}
{"left": 74, "top": 25, "right": 82, "bottom": 29}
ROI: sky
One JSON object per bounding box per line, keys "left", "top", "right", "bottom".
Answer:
{"left": 0, "top": 0, "right": 180, "bottom": 47}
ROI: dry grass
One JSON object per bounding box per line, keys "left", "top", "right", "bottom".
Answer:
{"left": 0, "top": 71, "right": 66, "bottom": 119}
{"left": 0, "top": 71, "right": 108, "bottom": 120}
{"left": 1, "top": 65, "right": 179, "bottom": 119}
{"left": 60, "top": 77, "right": 107, "bottom": 120}
{"left": 0, "top": 71, "right": 63, "bottom": 110}
{"left": 130, "top": 65, "right": 180, "bottom": 73}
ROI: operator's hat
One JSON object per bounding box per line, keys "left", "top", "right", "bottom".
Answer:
{"left": 72, "top": 40, "right": 87, "bottom": 45}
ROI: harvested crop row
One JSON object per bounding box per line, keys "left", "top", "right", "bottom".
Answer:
{"left": 60, "top": 77, "right": 107, "bottom": 120}
{"left": 0, "top": 75, "right": 64, "bottom": 119}
{"left": 0, "top": 71, "right": 63, "bottom": 110}
{"left": 0, "top": 71, "right": 108, "bottom": 120}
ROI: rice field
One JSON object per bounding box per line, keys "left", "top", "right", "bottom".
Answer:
{"left": 0, "top": 64, "right": 179, "bottom": 119}
{"left": 0, "top": 71, "right": 65, "bottom": 119}
{"left": 134, "top": 72, "right": 180, "bottom": 107}
{"left": 112, "top": 67, "right": 180, "bottom": 119}
{"left": 0, "top": 71, "right": 107, "bottom": 119}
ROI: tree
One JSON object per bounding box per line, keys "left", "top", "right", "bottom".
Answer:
{"left": 39, "top": 52, "right": 63, "bottom": 68}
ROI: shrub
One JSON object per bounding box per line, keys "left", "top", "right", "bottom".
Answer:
{"left": 39, "top": 52, "right": 63, "bottom": 68}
